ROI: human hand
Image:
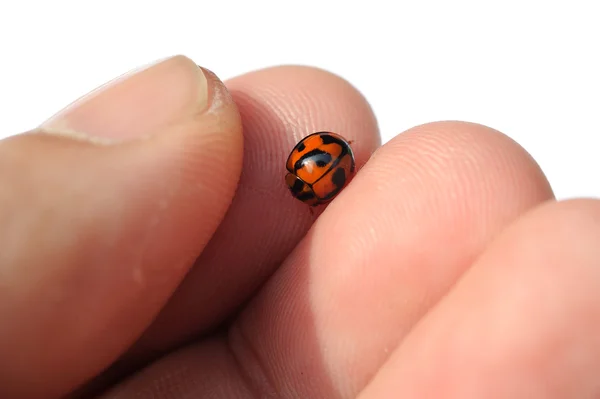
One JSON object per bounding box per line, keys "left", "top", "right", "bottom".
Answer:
{"left": 1, "top": 55, "right": 597, "bottom": 398}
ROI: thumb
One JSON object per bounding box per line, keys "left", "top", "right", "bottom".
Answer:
{"left": 0, "top": 55, "right": 242, "bottom": 398}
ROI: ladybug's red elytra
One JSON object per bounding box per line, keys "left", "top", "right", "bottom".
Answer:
{"left": 285, "top": 131, "right": 356, "bottom": 206}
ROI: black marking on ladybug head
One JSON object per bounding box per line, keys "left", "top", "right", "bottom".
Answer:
{"left": 294, "top": 149, "right": 332, "bottom": 171}
{"left": 296, "top": 142, "right": 306, "bottom": 152}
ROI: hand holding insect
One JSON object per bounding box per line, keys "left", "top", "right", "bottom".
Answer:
{"left": 0, "top": 56, "right": 597, "bottom": 399}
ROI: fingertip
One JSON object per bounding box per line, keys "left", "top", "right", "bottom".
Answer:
{"left": 359, "top": 197, "right": 600, "bottom": 398}
{"left": 227, "top": 64, "right": 381, "bottom": 153}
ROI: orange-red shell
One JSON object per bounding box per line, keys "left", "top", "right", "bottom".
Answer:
{"left": 285, "top": 131, "right": 355, "bottom": 206}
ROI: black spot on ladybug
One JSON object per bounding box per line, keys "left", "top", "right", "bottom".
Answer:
{"left": 296, "top": 142, "right": 306, "bottom": 152}
{"left": 315, "top": 158, "right": 329, "bottom": 168}
{"left": 331, "top": 167, "right": 346, "bottom": 188}
{"left": 294, "top": 149, "right": 332, "bottom": 171}
{"left": 317, "top": 167, "right": 347, "bottom": 202}
{"left": 320, "top": 134, "right": 338, "bottom": 145}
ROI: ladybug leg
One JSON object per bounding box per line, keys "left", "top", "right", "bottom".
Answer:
{"left": 348, "top": 139, "right": 355, "bottom": 145}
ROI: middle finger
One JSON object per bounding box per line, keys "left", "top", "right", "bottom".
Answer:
{"left": 232, "top": 121, "right": 554, "bottom": 397}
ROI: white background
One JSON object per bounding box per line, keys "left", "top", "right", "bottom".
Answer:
{"left": 1, "top": 1, "right": 598, "bottom": 199}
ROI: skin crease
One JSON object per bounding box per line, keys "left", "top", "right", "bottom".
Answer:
{"left": 0, "top": 57, "right": 599, "bottom": 399}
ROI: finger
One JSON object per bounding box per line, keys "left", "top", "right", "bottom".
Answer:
{"left": 125, "top": 66, "right": 380, "bottom": 359}
{"left": 101, "top": 121, "right": 553, "bottom": 398}
{"left": 231, "top": 121, "right": 554, "bottom": 397}
{"left": 358, "top": 198, "right": 600, "bottom": 398}
{"left": 0, "top": 55, "right": 242, "bottom": 399}
{"left": 230, "top": 122, "right": 552, "bottom": 398}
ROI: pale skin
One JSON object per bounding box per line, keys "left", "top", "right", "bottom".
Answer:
{"left": 0, "top": 55, "right": 598, "bottom": 398}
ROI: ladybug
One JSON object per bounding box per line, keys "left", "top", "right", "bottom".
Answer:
{"left": 285, "top": 131, "right": 356, "bottom": 206}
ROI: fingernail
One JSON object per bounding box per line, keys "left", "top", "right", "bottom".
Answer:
{"left": 40, "top": 55, "right": 209, "bottom": 142}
